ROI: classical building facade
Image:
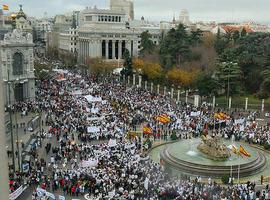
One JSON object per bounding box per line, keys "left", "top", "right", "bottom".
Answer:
{"left": 76, "top": 5, "right": 161, "bottom": 63}
{"left": 110, "top": 0, "right": 134, "bottom": 20}
{"left": 77, "top": 6, "right": 140, "bottom": 62}
{"left": 0, "top": 29, "right": 35, "bottom": 104}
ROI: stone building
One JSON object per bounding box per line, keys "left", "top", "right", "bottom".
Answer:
{"left": 110, "top": 0, "right": 134, "bottom": 20}
{"left": 0, "top": 29, "right": 35, "bottom": 104}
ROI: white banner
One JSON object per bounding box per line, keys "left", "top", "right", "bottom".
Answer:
{"left": 108, "top": 139, "right": 117, "bottom": 147}
{"left": 9, "top": 186, "right": 23, "bottom": 200}
{"left": 81, "top": 159, "right": 98, "bottom": 168}
{"left": 190, "top": 111, "right": 201, "bottom": 117}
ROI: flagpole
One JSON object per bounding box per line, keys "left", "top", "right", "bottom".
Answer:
{"left": 2, "top": 10, "right": 4, "bottom": 28}
{"left": 238, "top": 153, "right": 240, "bottom": 184}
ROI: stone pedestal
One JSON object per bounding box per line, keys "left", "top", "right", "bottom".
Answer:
{"left": 245, "top": 97, "right": 248, "bottom": 111}
{"left": 133, "top": 74, "right": 136, "bottom": 86}
{"left": 138, "top": 75, "right": 142, "bottom": 88}
{"left": 194, "top": 95, "right": 200, "bottom": 107}
{"left": 212, "top": 96, "right": 216, "bottom": 109}
{"left": 164, "top": 86, "right": 167, "bottom": 95}
{"left": 228, "top": 97, "right": 232, "bottom": 110}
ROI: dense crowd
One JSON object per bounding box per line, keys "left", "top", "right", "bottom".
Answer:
{"left": 9, "top": 69, "right": 270, "bottom": 199}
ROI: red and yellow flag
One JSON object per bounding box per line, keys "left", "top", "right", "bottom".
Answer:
{"left": 232, "top": 145, "right": 239, "bottom": 155}
{"left": 155, "top": 114, "right": 171, "bottom": 124}
{"left": 143, "top": 126, "right": 152, "bottom": 135}
{"left": 2, "top": 4, "right": 9, "bottom": 11}
{"left": 214, "top": 112, "right": 230, "bottom": 120}
{"left": 239, "top": 145, "right": 251, "bottom": 157}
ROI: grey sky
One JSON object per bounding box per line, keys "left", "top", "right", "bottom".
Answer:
{"left": 4, "top": 0, "right": 270, "bottom": 24}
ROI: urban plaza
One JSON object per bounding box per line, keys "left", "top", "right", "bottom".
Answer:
{"left": 0, "top": 0, "right": 270, "bottom": 200}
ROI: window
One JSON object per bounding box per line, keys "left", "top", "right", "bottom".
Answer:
{"left": 105, "top": 16, "right": 107, "bottom": 21}
{"left": 108, "top": 16, "right": 111, "bottom": 22}
{"left": 101, "top": 16, "right": 104, "bottom": 21}
{"left": 85, "top": 16, "right": 92, "bottom": 21}
{"left": 12, "top": 52, "right": 23, "bottom": 75}
{"left": 98, "top": 15, "right": 101, "bottom": 21}
{"left": 119, "top": 16, "right": 121, "bottom": 22}
{"left": 115, "top": 16, "right": 118, "bottom": 22}
{"left": 112, "top": 16, "right": 115, "bottom": 22}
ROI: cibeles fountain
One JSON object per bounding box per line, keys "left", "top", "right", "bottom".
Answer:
{"left": 154, "top": 135, "right": 267, "bottom": 178}
{"left": 197, "top": 135, "right": 231, "bottom": 160}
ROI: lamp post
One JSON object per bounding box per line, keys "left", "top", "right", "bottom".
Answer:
{"left": 6, "top": 70, "right": 16, "bottom": 173}
{"left": 6, "top": 70, "right": 28, "bottom": 173}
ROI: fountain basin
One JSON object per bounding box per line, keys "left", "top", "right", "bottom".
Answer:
{"left": 159, "top": 139, "right": 267, "bottom": 178}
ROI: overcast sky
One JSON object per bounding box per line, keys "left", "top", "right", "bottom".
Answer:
{"left": 4, "top": 0, "right": 270, "bottom": 24}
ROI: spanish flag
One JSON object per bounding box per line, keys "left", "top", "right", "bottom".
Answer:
{"left": 239, "top": 145, "right": 251, "bottom": 157}
{"left": 232, "top": 145, "right": 239, "bottom": 155}
{"left": 143, "top": 126, "right": 152, "bottom": 135}
{"left": 2, "top": 5, "right": 9, "bottom": 11}
{"left": 155, "top": 114, "right": 171, "bottom": 124}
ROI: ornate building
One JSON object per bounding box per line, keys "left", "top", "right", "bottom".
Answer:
{"left": 77, "top": 6, "right": 140, "bottom": 62}
{"left": 15, "top": 5, "right": 33, "bottom": 33}
{"left": 75, "top": 5, "right": 161, "bottom": 62}
{"left": 110, "top": 0, "right": 134, "bottom": 20}
{"left": 0, "top": 29, "right": 35, "bottom": 104}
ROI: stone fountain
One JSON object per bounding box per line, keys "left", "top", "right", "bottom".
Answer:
{"left": 197, "top": 135, "right": 231, "bottom": 160}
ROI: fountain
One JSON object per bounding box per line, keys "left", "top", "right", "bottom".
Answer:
{"left": 197, "top": 135, "right": 231, "bottom": 160}
{"left": 157, "top": 137, "right": 267, "bottom": 178}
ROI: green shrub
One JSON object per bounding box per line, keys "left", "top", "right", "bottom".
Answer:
{"left": 171, "top": 132, "right": 178, "bottom": 141}
{"left": 221, "top": 174, "right": 230, "bottom": 184}
{"left": 264, "top": 143, "right": 270, "bottom": 150}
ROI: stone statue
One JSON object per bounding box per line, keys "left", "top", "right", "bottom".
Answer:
{"left": 197, "top": 135, "right": 231, "bottom": 160}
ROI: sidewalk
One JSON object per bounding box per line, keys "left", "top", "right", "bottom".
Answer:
{"left": 5, "top": 112, "right": 47, "bottom": 172}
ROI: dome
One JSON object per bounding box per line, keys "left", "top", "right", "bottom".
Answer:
{"left": 16, "top": 5, "right": 26, "bottom": 19}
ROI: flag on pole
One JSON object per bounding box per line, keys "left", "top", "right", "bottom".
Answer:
{"left": 2, "top": 5, "right": 9, "bottom": 11}
{"left": 231, "top": 145, "right": 239, "bottom": 155}
{"left": 239, "top": 145, "right": 251, "bottom": 157}
{"left": 143, "top": 126, "right": 152, "bottom": 135}
{"left": 155, "top": 114, "right": 171, "bottom": 124}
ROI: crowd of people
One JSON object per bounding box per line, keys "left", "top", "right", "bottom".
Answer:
{"left": 9, "top": 69, "right": 270, "bottom": 199}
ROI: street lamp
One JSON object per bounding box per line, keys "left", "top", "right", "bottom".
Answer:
{"left": 6, "top": 70, "right": 29, "bottom": 173}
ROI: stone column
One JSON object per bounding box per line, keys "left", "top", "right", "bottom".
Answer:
{"left": 145, "top": 80, "right": 148, "bottom": 90}
{"left": 112, "top": 41, "right": 116, "bottom": 59}
{"left": 133, "top": 74, "right": 136, "bottom": 86}
{"left": 262, "top": 99, "right": 265, "bottom": 112}
{"left": 185, "top": 90, "right": 188, "bottom": 104}
{"left": 228, "top": 97, "right": 232, "bottom": 110}
{"left": 194, "top": 95, "right": 200, "bottom": 107}
{"left": 127, "top": 40, "right": 131, "bottom": 54}
{"left": 171, "top": 88, "right": 174, "bottom": 99}
{"left": 245, "top": 97, "right": 248, "bottom": 111}
{"left": 157, "top": 84, "right": 160, "bottom": 94}
{"left": 177, "top": 90, "right": 180, "bottom": 102}
{"left": 164, "top": 86, "right": 167, "bottom": 96}
{"left": 0, "top": 73, "right": 10, "bottom": 199}
{"left": 138, "top": 75, "right": 142, "bottom": 88}
{"left": 105, "top": 40, "right": 109, "bottom": 59}
{"left": 212, "top": 96, "right": 216, "bottom": 109}
{"left": 123, "top": 75, "right": 126, "bottom": 84}
{"left": 118, "top": 41, "right": 122, "bottom": 59}
{"left": 127, "top": 76, "right": 130, "bottom": 85}
{"left": 150, "top": 82, "right": 153, "bottom": 93}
